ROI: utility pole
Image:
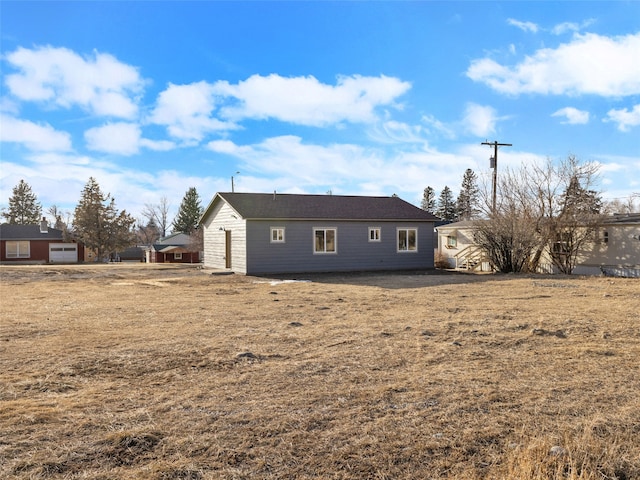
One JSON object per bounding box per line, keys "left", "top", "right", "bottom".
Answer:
{"left": 481, "top": 141, "right": 512, "bottom": 213}
{"left": 231, "top": 171, "right": 239, "bottom": 192}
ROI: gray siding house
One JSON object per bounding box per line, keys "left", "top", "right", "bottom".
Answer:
{"left": 200, "top": 192, "right": 438, "bottom": 275}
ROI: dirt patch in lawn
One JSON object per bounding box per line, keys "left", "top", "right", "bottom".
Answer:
{"left": 1, "top": 264, "right": 638, "bottom": 479}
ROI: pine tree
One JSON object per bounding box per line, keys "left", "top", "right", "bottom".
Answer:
{"left": 420, "top": 186, "right": 436, "bottom": 213}
{"left": 2, "top": 179, "right": 42, "bottom": 224}
{"left": 456, "top": 169, "right": 480, "bottom": 221}
{"left": 73, "top": 177, "right": 136, "bottom": 261}
{"left": 435, "top": 186, "right": 457, "bottom": 221}
{"left": 172, "top": 187, "right": 203, "bottom": 234}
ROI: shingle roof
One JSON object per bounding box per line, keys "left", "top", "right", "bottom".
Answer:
{"left": 0, "top": 223, "right": 64, "bottom": 240}
{"left": 156, "top": 233, "right": 192, "bottom": 245}
{"left": 151, "top": 232, "right": 195, "bottom": 251}
{"left": 605, "top": 213, "right": 640, "bottom": 224}
{"left": 205, "top": 192, "right": 439, "bottom": 221}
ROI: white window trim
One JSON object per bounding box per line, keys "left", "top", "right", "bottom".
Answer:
{"left": 397, "top": 228, "right": 418, "bottom": 253}
{"left": 174, "top": 252, "right": 183, "bottom": 260}
{"left": 270, "top": 227, "right": 286, "bottom": 243}
{"left": 368, "top": 227, "right": 381, "bottom": 242}
{"left": 446, "top": 235, "right": 457, "bottom": 248}
{"left": 6, "top": 240, "right": 30, "bottom": 258}
{"left": 313, "top": 227, "right": 337, "bottom": 254}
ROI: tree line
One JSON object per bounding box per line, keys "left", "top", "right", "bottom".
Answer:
{"left": 4, "top": 162, "right": 637, "bottom": 269}
{"left": 421, "top": 168, "right": 481, "bottom": 222}
{"left": 1, "top": 178, "right": 204, "bottom": 261}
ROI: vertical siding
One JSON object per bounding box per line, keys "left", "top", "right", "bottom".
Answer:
{"left": 202, "top": 201, "right": 248, "bottom": 273}
{"left": 245, "top": 220, "right": 434, "bottom": 275}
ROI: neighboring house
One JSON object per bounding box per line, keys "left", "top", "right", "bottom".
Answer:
{"left": 436, "top": 220, "right": 492, "bottom": 272}
{"left": 200, "top": 192, "right": 438, "bottom": 275}
{"left": 116, "top": 246, "right": 145, "bottom": 262}
{"left": 436, "top": 214, "right": 640, "bottom": 276}
{"left": 0, "top": 219, "right": 84, "bottom": 264}
{"left": 576, "top": 213, "right": 640, "bottom": 276}
{"left": 146, "top": 233, "right": 201, "bottom": 263}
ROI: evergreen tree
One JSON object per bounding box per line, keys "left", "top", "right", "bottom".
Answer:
{"left": 561, "top": 175, "right": 602, "bottom": 216}
{"left": 456, "top": 169, "right": 480, "bottom": 221}
{"left": 2, "top": 179, "right": 42, "bottom": 224}
{"left": 420, "top": 186, "right": 436, "bottom": 213}
{"left": 172, "top": 187, "right": 203, "bottom": 234}
{"left": 435, "top": 186, "right": 457, "bottom": 221}
{"left": 73, "top": 177, "right": 136, "bottom": 261}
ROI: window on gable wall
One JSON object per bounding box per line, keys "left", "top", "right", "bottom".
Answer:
{"left": 271, "top": 227, "right": 285, "bottom": 243}
{"left": 397, "top": 228, "right": 417, "bottom": 252}
{"left": 314, "top": 228, "right": 336, "bottom": 253}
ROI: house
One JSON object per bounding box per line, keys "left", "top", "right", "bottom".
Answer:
{"left": 199, "top": 192, "right": 438, "bottom": 275}
{"left": 436, "top": 214, "right": 640, "bottom": 276}
{"left": 576, "top": 213, "right": 640, "bottom": 276}
{"left": 145, "top": 233, "right": 201, "bottom": 263}
{"left": 0, "top": 219, "right": 85, "bottom": 264}
{"left": 435, "top": 220, "right": 492, "bottom": 272}
{"left": 115, "top": 246, "right": 145, "bottom": 262}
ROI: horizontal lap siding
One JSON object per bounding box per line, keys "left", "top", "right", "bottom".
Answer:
{"left": 245, "top": 220, "right": 434, "bottom": 275}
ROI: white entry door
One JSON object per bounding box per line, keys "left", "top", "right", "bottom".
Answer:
{"left": 49, "top": 243, "right": 78, "bottom": 263}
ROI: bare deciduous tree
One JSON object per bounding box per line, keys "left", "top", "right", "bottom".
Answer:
{"left": 141, "top": 196, "right": 171, "bottom": 238}
{"left": 474, "top": 156, "right": 603, "bottom": 274}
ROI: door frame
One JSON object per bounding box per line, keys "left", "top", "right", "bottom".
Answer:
{"left": 225, "top": 230, "right": 232, "bottom": 268}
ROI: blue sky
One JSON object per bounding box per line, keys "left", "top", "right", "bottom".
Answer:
{"left": 1, "top": 1, "right": 639, "bottom": 222}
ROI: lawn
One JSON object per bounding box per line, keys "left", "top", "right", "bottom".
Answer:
{"left": 1, "top": 264, "right": 638, "bottom": 479}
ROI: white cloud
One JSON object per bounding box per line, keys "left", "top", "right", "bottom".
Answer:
{"left": 85, "top": 122, "right": 177, "bottom": 155}
{"left": 462, "top": 103, "right": 498, "bottom": 137}
{"left": 421, "top": 114, "right": 456, "bottom": 139}
{"left": 206, "top": 135, "right": 485, "bottom": 203}
{"left": 368, "top": 120, "right": 429, "bottom": 144}
{"left": 551, "top": 107, "right": 590, "bottom": 124}
{"left": 467, "top": 32, "right": 640, "bottom": 96}
{"left": 551, "top": 19, "right": 595, "bottom": 35}
{"left": 150, "top": 74, "right": 411, "bottom": 143}
{"left": 604, "top": 104, "right": 640, "bottom": 131}
{"left": 139, "top": 138, "right": 176, "bottom": 151}
{"left": 85, "top": 122, "right": 141, "bottom": 155}
{"left": 149, "top": 81, "right": 236, "bottom": 142}
{"left": 214, "top": 74, "right": 411, "bottom": 126}
{"left": 4, "top": 45, "right": 144, "bottom": 118}
{"left": 507, "top": 18, "right": 539, "bottom": 33}
{"left": 0, "top": 114, "right": 72, "bottom": 151}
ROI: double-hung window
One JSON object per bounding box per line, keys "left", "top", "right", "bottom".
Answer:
{"left": 314, "top": 228, "right": 336, "bottom": 253}
{"left": 271, "top": 227, "right": 285, "bottom": 243}
{"left": 397, "top": 228, "right": 417, "bottom": 252}
{"left": 6, "top": 241, "right": 30, "bottom": 258}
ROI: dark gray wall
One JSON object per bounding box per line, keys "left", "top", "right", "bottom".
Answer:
{"left": 245, "top": 220, "right": 434, "bottom": 275}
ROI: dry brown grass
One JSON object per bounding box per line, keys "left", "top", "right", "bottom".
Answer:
{"left": 0, "top": 264, "right": 638, "bottom": 479}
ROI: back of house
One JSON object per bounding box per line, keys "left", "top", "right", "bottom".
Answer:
{"left": 200, "top": 192, "right": 438, "bottom": 275}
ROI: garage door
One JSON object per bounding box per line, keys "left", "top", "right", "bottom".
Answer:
{"left": 49, "top": 243, "right": 78, "bottom": 263}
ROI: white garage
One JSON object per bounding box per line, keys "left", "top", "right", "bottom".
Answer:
{"left": 49, "top": 243, "right": 78, "bottom": 263}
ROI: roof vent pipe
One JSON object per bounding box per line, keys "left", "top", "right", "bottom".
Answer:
{"left": 40, "top": 217, "right": 48, "bottom": 234}
{"left": 273, "top": 190, "right": 276, "bottom": 200}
